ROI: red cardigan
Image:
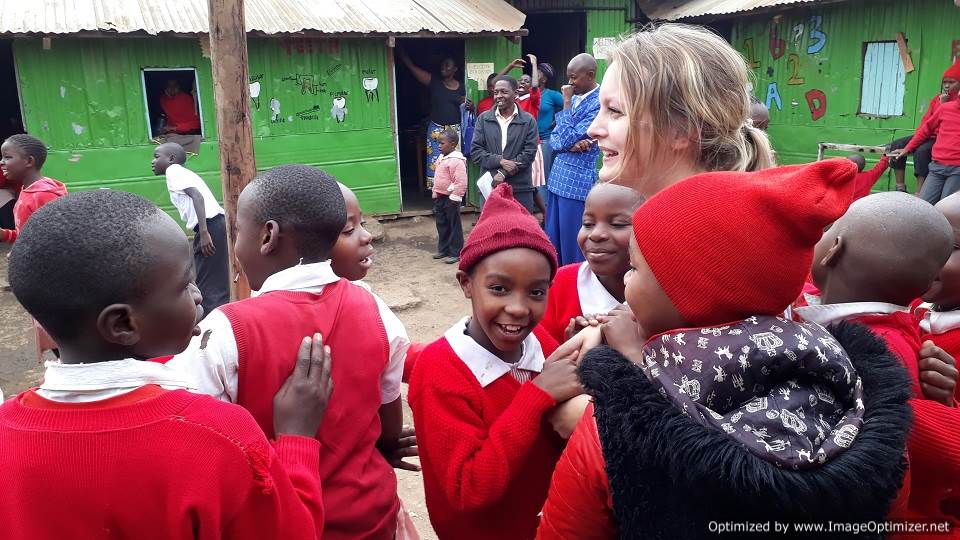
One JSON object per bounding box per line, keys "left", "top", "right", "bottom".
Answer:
{"left": 221, "top": 280, "right": 398, "bottom": 540}
{"left": 1, "top": 177, "right": 67, "bottom": 243}
{"left": 905, "top": 99, "right": 960, "bottom": 166}
{"left": 539, "top": 263, "right": 583, "bottom": 344}
{"left": 852, "top": 155, "right": 889, "bottom": 200}
{"left": 0, "top": 385, "right": 324, "bottom": 540}
{"left": 408, "top": 326, "right": 564, "bottom": 540}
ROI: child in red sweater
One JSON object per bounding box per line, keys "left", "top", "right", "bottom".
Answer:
{"left": 408, "top": 183, "right": 583, "bottom": 540}
{"left": 539, "top": 183, "right": 643, "bottom": 344}
{"left": 1, "top": 190, "right": 330, "bottom": 539}
{"left": 539, "top": 159, "right": 912, "bottom": 538}
{"left": 169, "top": 165, "right": 409, "bottom": 540}
{"left": 847, "top": 153, "right": 890, "bottom": 201}
{"left": 797, "top": 191, "right": 960, "bottom": 529}
{"left": 0, "top": 134, "right": 67, "bottom": 243}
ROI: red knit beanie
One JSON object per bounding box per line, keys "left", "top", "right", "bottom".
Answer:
{"left": 459, "top": 183, "right": 558, "bottom": 277}
{"left": 632, "top": 158, "right": 857, "bottom": 326}
{"left": 944, "top": 60, "right": 960, "bottom": 81}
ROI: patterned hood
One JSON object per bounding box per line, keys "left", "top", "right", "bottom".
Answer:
{"left": 639, "top": 315, "right": 864, "bottom": 469}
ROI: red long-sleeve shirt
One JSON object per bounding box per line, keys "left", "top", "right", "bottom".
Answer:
{"left": 0, "top": 385, "right": 325, "bottom": 540}
{"left": 905, "top": 100, "right": 960, "bottom": 166}
{"left": 0, "top": 177, "right": 67, "bottom": 243}
{"left": 160, "top": 92, "right": 201, "bottom": 134}
{"left": 853, "top": 155, "right": 889, "bottom": 200}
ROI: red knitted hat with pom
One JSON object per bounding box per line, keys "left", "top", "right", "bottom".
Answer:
{"left": 459, "top": 183, "right": 558, "bottom": 277}
{"left": 632, "top": 158, "right": 857, "bottom": 326}
{"left": 944, "top": 60, "right": 960, "bottom": 81}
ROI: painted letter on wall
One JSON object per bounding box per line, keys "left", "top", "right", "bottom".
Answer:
{"left": 805, "top": 89, "right": 827, "bottom": 121}
{"left": 766, "top": 82, "right": 783, "bottom": 111}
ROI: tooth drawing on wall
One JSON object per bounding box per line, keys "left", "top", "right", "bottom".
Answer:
{"left": 249, "top": 81, "right": 261, "bottom": 109}
{"left": 362, "top": 77, "right": 379, "bottom": 102}
{"left": 331, "top": 96, "right": 347, "bottom": 123}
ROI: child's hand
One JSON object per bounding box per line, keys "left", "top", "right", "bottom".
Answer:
{"left": 383, "top": 425, "right": 420, "bottom": 472}
{"left": 918, "top": 340, "right": 958, "bottom": 407}
{"left": 548, "top": 394, "right": 591, "bottom": 439}
{"left": 535, "top": 350, "right": 584, "bottom": 402}
{"left": 199, "top": 230, "right": 216, "bottom": 257}
{"left": 564, "top": 314, "right": 602, "bottom": 341}
{"left": 548, "top": 325, "right": 603, "bottom": 369}
{"left": 510, "top": 58, "right": 526, "bottom": 70}
{"left": 273, "top": 334, "right": 334, "bottom": 437}
{"left": 887, "top": 149, "right": 906, "bottom": 160}
{"left": 527, "top": 53, "right": 538, "bottom": 64}
{"left": 597, "top": 305, "right": 646, "bottom": 363}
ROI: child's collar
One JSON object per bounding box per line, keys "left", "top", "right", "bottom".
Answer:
{"left": 576, "top": 261, "right": 620, "bottom": 316}
{"left": 438, "top": 150, "right": 464, "bottom": 161}
{"left": 918, "top": 303, "right": 960, "bottom": 334}
{"left": 444, "top": 316, "right": 544, "bottom": 387}
{"left": 37, "top": 358, "right": 194, "bottom": 402}
{"left": 794, "top": 301, "right": 907, "bottom": 328}
{"left": 254, "top": 260, "right": 339, "bottom": 296}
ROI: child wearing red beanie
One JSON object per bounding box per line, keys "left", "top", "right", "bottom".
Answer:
{"left": 797, "top": 191, "right": 960, "bottom": 533}
{"left": 408, "top": 183, "right": 582, "bottom": 540}
{"left": 539, "top": 183, "right": 644, "bottom": 344}
{"left": 537, "top": 159, "right": 913, "bottom": 539}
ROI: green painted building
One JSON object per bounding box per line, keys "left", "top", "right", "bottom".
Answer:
{"left": 0, "top": 0, "right": 532, "bottom": 219}
{"left": 648, "top": 0, "right": 960, "bottom": 193}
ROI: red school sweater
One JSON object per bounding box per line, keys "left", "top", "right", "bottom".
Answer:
{"left": 905, "top": 99, "right": 960, "bottom": 166}
{"left": 220, "top": 279, "right": 399, "bottom": 540}
{"left": 854, "top": 313, "right": 960, "bottom": 526}
{"left": 0, "top": 177, "right": 67, "bottom": 243}
{"left": 0, "top": 385, "right": 324, "bottom": 540}
{"left": 408, "top": 325, "right": 564, "bottom": 540}
{"left": 921, "top": 325, "right": 960, "bottom": 402}
{"left": 853, "top": 155, "right": 889, "bottom": 200}
{"left": 539, "top": 263, "right": 583, "bottom": 344}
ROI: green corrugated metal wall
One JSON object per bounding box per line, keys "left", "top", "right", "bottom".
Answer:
{"left": 731, "top": 0, "right": 959, "bottom": 193}
{"left": 14, "top": 36, "right": 398, "bottom": 218}
{"left": 586, "top": 9, "right": 632, "bottom": 81}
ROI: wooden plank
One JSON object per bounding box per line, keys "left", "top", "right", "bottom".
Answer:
{"left": 208, "top": 0, "right": 255, "bottom": 300}
{"left": 896, "top": 32, "right": 915, "bottom": 73}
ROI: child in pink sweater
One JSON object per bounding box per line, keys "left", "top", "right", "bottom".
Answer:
{"left": 432, "top": 128, "right": 468, "bottom": 264}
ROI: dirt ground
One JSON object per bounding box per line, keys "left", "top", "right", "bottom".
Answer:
{"left": 0, "top": 214, "right": 475, "bottom": 539}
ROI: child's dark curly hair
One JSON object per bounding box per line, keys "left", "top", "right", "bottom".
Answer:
{"left": 4, "top": 133, "right": 48, "bottom": 170}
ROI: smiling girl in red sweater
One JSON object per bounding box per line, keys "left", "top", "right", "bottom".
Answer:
{"left": 408, "top": 183, "right": 582, "bottom": 540}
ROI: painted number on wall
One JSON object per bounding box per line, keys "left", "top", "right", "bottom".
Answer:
{"left": 787, "top": 54, "right": 805, "bottom": 85}
{"left": 807, "top": 16, "right": 826, "bottom": 54}
{"left": 744, "top": 38, "right": 761, "bottom": 69}
{"left": 770, "top": 26, "right": 786, "bottom": 60}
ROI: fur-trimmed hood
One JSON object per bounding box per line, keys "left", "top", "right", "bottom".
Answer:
{"left": 580, "top": 321, "right": 912, "bottom": 539}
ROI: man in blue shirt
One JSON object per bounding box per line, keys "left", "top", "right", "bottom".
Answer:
{"left": 547, "top": 53, "right": 600, "bottom": 265}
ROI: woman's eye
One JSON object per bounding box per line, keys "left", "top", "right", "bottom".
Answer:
{"left": 342, "top": 228, "right": 355, "bottom": 236}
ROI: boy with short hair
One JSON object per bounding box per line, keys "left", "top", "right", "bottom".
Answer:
{"left": 169, "top": 165, "right": 409, "bottom": 540}
{"left": 1, "top": 190, "right": 330, "bottom": 539}
{"left": 797, "top": 191, "right": 960, "bottom": 528}
{"left": 152, "top": 142, "right": 229, "bottom": 316}
{"left": 432, "top": 128, "right": 467, "bottom": 264}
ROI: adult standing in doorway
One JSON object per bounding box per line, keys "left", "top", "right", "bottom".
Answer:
{"left": 396, "top": 48, "right": 468, "bottom": 189}
{"left": 470, "top": 76, "right": 539, "bottom": 212}
{"left": 546, "top": 53, "right": 601, "bottom": 265}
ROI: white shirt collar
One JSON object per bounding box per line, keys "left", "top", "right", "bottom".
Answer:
{"left": 572, "top": 84, "right": 599, "bottom": 107}
{"left": 795, "top": 301, "right": 907, "bottom": 327}
{"left": 444, "top": 317, "right": 544, "bottom": 387}
{"left": 495, "top": 105, "right": 518, "bottom": 121}
{"left": 577, "top": 262, "right": 620, "bottom": 316}
{"left": 917, "top": 302, "right": 960, "bottom": 333}
{"left": 37, "top": 358, "right": 195, "bottom": 402}
{"left": 254, "top": 261, "right": 339, "bottom": 297}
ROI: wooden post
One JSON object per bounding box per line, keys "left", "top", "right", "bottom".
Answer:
{"left": 208, "top": 0, "right": 255, "bottom": 300}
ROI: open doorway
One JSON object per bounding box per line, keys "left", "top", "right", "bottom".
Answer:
{"left": 522, "top": 13, "right": 587, "bottom": 92}
{"left": 0, "top": 40, "right": 24, "bottom": 142}
{"left": 394, "top": 38, "right": 465, "bottom": 212}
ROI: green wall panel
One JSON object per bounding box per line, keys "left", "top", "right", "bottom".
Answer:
{"left": 586, "top": 9, "right": 631, "bottom": 81}
{"left": 731, "top": 0, "right": 960, "bottom": 193}
{"left": 14, "top": 37, "right": 401, "bottom": 216}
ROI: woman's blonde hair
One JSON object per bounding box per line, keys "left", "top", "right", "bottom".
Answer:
{"left": 609, "top": 23, "right": 775, "bottom": 180}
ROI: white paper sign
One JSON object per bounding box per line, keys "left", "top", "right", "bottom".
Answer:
{"left": 592, "top": 37, "right": 617, "bottom": 61}
{"left": 477, "top": 172, "right": 494, "bottom": 200}
{"left": 467, "top": 62, "right": 495, "bottom": 85}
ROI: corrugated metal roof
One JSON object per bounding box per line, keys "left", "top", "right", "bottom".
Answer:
{"left": 0, "top": 0, "right": 526, "bottom": 36}
{"left": 646, "top": 0, "right": 827, "bottom": 21}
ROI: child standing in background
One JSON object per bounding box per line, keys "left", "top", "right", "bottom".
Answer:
{"left": 431, "top": 129, "right": 467, "bottom": 264}
{"left": 152, "top": 142, "right": 230, "bottom": 317}
{"left": 0, "top": 134, "right": 67, "bottom": 243}
{"left": 409, "top": 183, "right": 581, "bottom": 540}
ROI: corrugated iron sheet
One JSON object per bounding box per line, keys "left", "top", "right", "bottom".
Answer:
{"left": 0, "top": 0, "right": 525, "bottom": 35}
{"left": 646, "top": 0, "right": 826, "bottom": 21}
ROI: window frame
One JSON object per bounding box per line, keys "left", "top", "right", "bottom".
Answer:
{"left": 140, "top": 67, "right": 206, "bottom": 140}
{"left": 858, "top": 40, "right": 907, "bottom": 119}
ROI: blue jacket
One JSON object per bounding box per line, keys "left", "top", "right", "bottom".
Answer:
{"left": 548, "top": 87, "right": 600, "bottom": 201}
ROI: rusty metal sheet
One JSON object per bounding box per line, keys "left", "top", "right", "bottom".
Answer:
{"left": 0, "top": 0, "right": 525, "bottom": 35}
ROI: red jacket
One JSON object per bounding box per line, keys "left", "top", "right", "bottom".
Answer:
{"left": 517, "top": 88, "right": 542, "bottom": 120}
{"left": 477, "top": 97, "right": 494, "bottom": 115}
{"left": 221, "top": 280, "right": 399, "bottom": 540}
{"left": 538, "top": 263, "right": 583, "bottom": 344}
{"left": 1, "top": 177, "right": 67, "bottom": 243}
{"left": 905, "top": 99, "right": 960, "bottom": 166}
{"left": 160, "top": 92, "right": 201, "bottom": 134}
{"left": 0, "top": 385, "right": 324, "bottom": 540}
{"left": 853, "top": 155, "right": 889, "bottom": 200}
{"left": 408, "top": 325, "right": 563, "bottom": 540}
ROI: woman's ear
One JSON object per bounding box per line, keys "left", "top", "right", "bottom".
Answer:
{"left": 456, "top": 270, "right": 473, "bottom": 299}
{"left": 260, "top": 220, "right": 280, "bottom": 256}
{"left": 97, "top": 304, "right": 140, "bottom": 346}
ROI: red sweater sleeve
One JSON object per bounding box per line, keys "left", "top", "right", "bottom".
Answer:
{"left": 908, "top": 399, "right": 960, "bottom": 486}
{"left": 905, "top": 111, "right": 941, "bottom": 154}
{"left": 223, "top": 435, "right": 324, "bottom": 540}
{"left": 537, "top": 406, "right": 618, "bottom": 540}
{"left": 410, "top": 352, "right": 557, "bottom": 511}
{"left": 853, "top": 155, "right": 889, "bottom": 199}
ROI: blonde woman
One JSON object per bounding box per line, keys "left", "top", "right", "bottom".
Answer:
{"left": 536, "top": 24, "right": 907, "bottom": 539}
